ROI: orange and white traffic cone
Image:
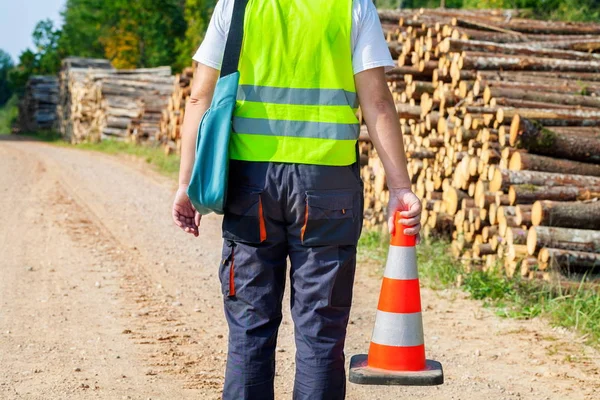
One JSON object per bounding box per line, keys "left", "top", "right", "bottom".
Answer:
{"left": 349, "top": 211, "right": 444, "bottom": 386}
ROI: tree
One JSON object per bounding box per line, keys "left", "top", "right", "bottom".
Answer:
{"left": 7, "top": 20, "right": 62, "bottom": 95}
{"left": 0, "top": 49, "right": 15, "bottom": 106}
{"left": 96, "top": 0, "right": 185, "bottom": 68}
{"left": 174, "top": 0, "right": 217, "bottom": 71}
{"left": 32, "top": 19, "right": 61, "bottom": 75}
{"left": 58, "top": 0, "right": 105, "bottom": 59}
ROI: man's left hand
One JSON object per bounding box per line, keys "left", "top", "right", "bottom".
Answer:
{"left": 387, "top": 188, "right": 422, "bottom": 238}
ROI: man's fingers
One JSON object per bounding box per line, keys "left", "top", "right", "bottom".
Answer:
{"left": 399, "top": 203, "right": 421, "bottom": 218}
{"left": 194, "top": 212, "right": 201, "bottom": 228}
{"left": 399, "top": 216, "right": 421, "bottom": 227}
{"left": 403, "top": 223, "right": 421, "bottom": 236}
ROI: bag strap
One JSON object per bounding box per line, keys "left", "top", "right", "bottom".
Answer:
{"left": 220, "top": 0, "right": 250, "bottom": 78}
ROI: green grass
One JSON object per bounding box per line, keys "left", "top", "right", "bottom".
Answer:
{"left": 0, "top": 95, "right": 19, "bottom": 134}
{"left": 358, "top": 230, "right": 600, "bottom": 346}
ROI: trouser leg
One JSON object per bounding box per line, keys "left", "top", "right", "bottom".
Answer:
{"left": 220, "top": 240, "right": 287, "bottom": 400}
{"left": 220, "top": 161, "right": 287, "bottom": 400}
{"left": 289, "top": 244, "right": 358, "bottom": 400}
{"left": 285, "top": 162, "right": 364, "bottom": 400}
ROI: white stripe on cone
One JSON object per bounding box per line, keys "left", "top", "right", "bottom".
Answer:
{"left": 384, "top": 246, "right": 418, "bottom": 280}
{"left": 371, "top": 310, "right": 425, "bottom": 347}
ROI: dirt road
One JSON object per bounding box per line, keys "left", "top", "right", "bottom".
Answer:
{"left": 0, "top": 136, "right": 598, "bottom": 400}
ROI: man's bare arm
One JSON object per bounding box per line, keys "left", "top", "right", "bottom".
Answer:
{"left": 172, "top": 63, "right": 219, "bottom": 236}
{"left": 178, "top": 64, "right": 220, "bottom": 188}
{"left": 355, "top": 67, "right": 422, "bottom": 236}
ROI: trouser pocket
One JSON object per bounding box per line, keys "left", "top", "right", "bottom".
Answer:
{"left": 222, "top": 187, "right": 267, "bottom": 244}
{"left": 301, "top": 189, "right": 362, "bottom": 246}
{"left": 220, "top": 243, "right": 236, "bottom": 297}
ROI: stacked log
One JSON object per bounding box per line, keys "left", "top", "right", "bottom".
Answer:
{"left": 17, "top": 76, "right": 59, "bottom": 132}
{"left": 157, "top": 66, "right": 195, "bottom": 154}
{"left": 57, "top": 57, "right": 175, "bottom": 143}
{"left": 57, "top": 57, "right": 115, "bottom": 143}
{"left": 361, "top": 9, "right": 600, "bottom": 280}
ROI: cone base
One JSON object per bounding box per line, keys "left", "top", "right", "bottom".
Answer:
{"left": 349, "top": 354, "right": 444, "bottom": 386}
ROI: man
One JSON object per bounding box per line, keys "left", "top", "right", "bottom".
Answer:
{"left": 172, "top": 0, "right": 421, "bottom": 399}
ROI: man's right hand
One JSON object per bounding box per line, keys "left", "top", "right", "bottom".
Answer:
{"left": 172, "top": 186, "right": 201, "bottom": 237}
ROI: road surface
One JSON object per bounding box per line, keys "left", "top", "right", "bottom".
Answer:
{"left": 1, "top": 136, "right": 598, "bottom": 399}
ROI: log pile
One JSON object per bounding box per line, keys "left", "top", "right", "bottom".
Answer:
{"left": 157, "top": 66, "right": 195, "bottom": 154}
{"left": 57, "top": 57, "right": 175, "bottom": 143}
{"left": 361, "top": 8, "right": 600, "bottom": 281}
{"left": 17, "top": 76, "right": 59, "bottom": 132}
{"left": 57, "top": 57, "right": 114, "bottom": 142}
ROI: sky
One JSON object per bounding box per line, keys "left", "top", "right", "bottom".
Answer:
{"left": 0, "top": 0, "right": 66, "bottom": 63}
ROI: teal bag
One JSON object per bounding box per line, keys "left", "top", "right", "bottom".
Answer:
{"left": 187, "top": 0, "right": 248, "bottom": 215}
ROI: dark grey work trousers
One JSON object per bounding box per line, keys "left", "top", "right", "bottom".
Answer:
{"left": 219, "top": 159, "right": 364, "bottom": 400}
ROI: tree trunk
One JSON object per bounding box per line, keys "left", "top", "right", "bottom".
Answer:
{"left": 538, "top": 248, "right": 600, "bottom": 273}
{"left": 527, "top": 226, "right": 600, "bottom": 255}
{"left": 479, "top": 70, "right": 600, "bottom": 82}
{"left": 532, "top": 200, "right": 600, "bottom": 229}
{"left": 515, "top": 204, "right": 533, "bottom": 226}
{"left": 509, "top": 116, "right": 600, "bottom": 163}
{"left": 484, "top": 86, "right": 600, "bottom": 109}
{"left": 508, "top": 185, "right": 600, "bottom": 205}
{"left": 509, "top": 152, "right": 600, "bottom": 176}
{"left": 446, "top": 39, "right": 600, "bottom": 61}
{"left": 506, "top": 227, "right": 528, "bottom": 246}
{"left": 490, "top": 168, "right": 600, "bottom": 192}
{"left": 461, "top": 52, "right": 600, "bottom": 72}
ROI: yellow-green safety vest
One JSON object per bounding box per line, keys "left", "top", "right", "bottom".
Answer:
{"left": 231, "top": 0, "right": 359, "bottom": 166}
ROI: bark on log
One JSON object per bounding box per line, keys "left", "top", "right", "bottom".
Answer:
{"left": 538, "top": 248, "right": 600, "bottom": 273}
{"left": 509, "top": 116, "right": 600, "bottom": 163}
{"left": 484, "top": 86, "right": 600, "bottom": 109}
{"left": 461, "top": 52, "right": 600, "bottom": 72}
{"left": 446, "top": 39, "right": 600, "bottom": 61}
{"left": 509, "top": 152, "right": 600, "bottom": 176}
{"left": 532, "top": 200, "right": 600, "bottom": 229}
{"left": 491, "top": 168, "right": 600, "bottom": 192}
{"left": 527, "top": 226, "right": 600, "bottom": 255}
{"left": 508, "top": 185, "right": 600, "bottom": 205}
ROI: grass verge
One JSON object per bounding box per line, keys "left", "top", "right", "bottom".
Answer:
{"left": 358, "top": 229, "right": 600, "bottom": 346}
{"left": 22, "top": 131, "right": 181, "bottom": 179}
{"left": 0, "top": 95, "right": 19, "bottom": 134}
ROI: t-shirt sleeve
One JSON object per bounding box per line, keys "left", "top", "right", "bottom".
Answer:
{"left": 192, "top": 0, "right": 232, "bottom": 69}
{"left": 352, "top": 0, "right": 395, "bottom": 75}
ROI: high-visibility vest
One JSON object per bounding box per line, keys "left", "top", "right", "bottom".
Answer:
{"left": 230, "top": 0, "right": 359, "bottom": 166}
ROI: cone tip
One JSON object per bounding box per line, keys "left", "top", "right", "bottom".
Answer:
{"left": 391, "top": 210, "right": 417, "bottom": 247}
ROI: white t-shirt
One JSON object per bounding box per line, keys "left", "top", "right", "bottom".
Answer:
{"left": 193, "top": 0, "right": 394, "bottom": 75}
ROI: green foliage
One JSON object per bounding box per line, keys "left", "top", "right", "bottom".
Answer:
{"left": 32, "top": 19, "right": 62, "bottom": 74}
{"left": 59, "top": 0, "right": 187, "bottom": 69}
{"left": 8, "top": 19, "right": 61, "bottom": 94}
{"left": 358, "top": 229, "right": 389, "bottom": 264}
{"left": 0, "top": 94, "right": 18, "bottom": 133}
{"left": 174, "top": 0, "right": 217, "bottom": 71}
{"left": 0, "top": 50, "right": 14, "bottom": 106}
{"left": 58, "top": 0, "right": 106, "bottom": 59}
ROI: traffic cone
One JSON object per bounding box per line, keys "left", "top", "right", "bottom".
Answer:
{"left": 349, "top": 211, "right": 444, "bottom": 386}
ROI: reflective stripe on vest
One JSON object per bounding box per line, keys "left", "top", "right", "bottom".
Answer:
{"left": 231, "top": 0, "right": 358, "bottom": 166}
{"left": 238, "top": 86, "right": 359, "bottom": 108}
